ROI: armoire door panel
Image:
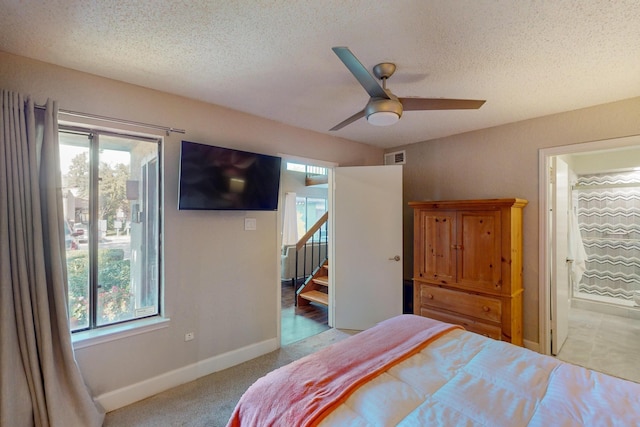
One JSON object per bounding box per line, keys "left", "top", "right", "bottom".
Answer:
{"left": 417, "top": 211, "right": 456, "bottom": 283}
{"left": 457, "top": 211, "right": 502, "bottom": 292}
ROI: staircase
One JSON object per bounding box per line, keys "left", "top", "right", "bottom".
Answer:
{"left": 297, "top": 261, "right": 329, "bottom": 306}
{"left": 292, "top": 212, "right": 329, "bottom": 308}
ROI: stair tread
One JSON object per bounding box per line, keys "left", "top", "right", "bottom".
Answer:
{"left": 299, "top": 290, "right": 328, "bottom": 306}
{"left": 312, "top": 276, "right": 329, "bottom": 286}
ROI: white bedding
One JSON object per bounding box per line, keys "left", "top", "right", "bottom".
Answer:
{"left": 320, "top": 329, "right": 640, "bottom": 426}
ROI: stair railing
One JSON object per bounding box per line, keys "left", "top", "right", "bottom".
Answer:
{"left": 294, "top": 211, "right": 328, "bottom": 293}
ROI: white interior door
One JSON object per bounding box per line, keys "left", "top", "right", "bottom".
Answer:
{"left": 551, "top": 157, "right": 570, "bottom": 355}
{"left": 331, "top": 165, "right": 403, "bottom": 330}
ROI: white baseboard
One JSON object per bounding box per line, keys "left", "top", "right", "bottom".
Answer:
{"left": 95, "top": 338, "right": 279, "bottom": 412}
{"left": 523, "top": 339, "right": 539, "bottom": 353}
{"left": 96, "top": 335, "right": 542, "bottom": 412}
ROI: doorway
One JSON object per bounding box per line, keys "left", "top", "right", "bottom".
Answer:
{"left": 540, "top": 134, "right": 640, "bottom": 382}
{"left": 277, "top": 158, "right": 405, "bottom": 344}
{"left": 279, "top": 157, "right": 331, "bottom": 345}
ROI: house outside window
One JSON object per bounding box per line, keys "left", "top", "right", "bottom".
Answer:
{"left": 59, "top": 126, "right": 161, "bottom": 332}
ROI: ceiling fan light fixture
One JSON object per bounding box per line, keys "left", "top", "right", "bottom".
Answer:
{"left": 367, "top": 111, "right": 400, "bottom": 126}
{"left": 365, "top": 98, "right": 403, "bottom": 127}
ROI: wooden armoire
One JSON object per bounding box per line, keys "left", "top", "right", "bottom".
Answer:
{"left": 410, "top": 199, "right": 527, "bottom": 345}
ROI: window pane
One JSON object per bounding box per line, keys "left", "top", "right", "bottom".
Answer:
{"left": 286, "top": 162, "right": 306, "bottom": 173}
{"left": 97, "top": 135, "right": 159, "bottom": 326}
{"left": 295, "top": 196, "right": 327, "bottom": 239}
{"left": 60, "top": 128, "right": 161, "bottom": 332}
{"left": 307, "top": 198, "right": 327, "bottom": 239}
{"left": 306, "top": 198, "right": 327, "bottom": 226}
{"left": 60, "top": 133, "right": 90, "bottom": 331}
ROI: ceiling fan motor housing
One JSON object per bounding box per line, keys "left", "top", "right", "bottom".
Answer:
{"left": 365, "top": 97, "right": 403, "bottom": 125}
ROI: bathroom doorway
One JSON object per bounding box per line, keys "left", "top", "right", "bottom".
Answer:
{"left": 541, "top": 135, "right": 640, "bottom": 382}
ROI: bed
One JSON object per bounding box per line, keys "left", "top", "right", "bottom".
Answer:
{"left": 227, "top": 314, "right": 640, "bottom": 426}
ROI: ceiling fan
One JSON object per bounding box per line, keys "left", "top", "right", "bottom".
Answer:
{"left": 330, "top": 47, "right": 486, "bottom": 131}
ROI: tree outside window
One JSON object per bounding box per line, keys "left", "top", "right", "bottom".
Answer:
{"left": 60, "top": 129, "right": 161, "bottom": 331}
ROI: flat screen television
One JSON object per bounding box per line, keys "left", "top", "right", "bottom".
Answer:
{"left": 178, "top": 140, "right": 282, "bottom": 211}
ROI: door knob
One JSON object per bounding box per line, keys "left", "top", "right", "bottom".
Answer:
{"left": 388, "top": 255, "right": 401, "bottom": 261}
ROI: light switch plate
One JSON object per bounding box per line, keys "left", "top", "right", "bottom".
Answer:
{"left": 244, "top": 218, "right": 257, "bottom": 230}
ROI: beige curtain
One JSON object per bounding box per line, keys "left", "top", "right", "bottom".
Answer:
{"left": 0, "top": 90, "right": 104, "bottom": 426}
{"left": 282, "top": 192, "right": 298, "bottom": 247}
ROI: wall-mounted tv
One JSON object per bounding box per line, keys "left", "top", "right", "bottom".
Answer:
{"left": 178, "top": 140, "right": 282, "bottom": 211}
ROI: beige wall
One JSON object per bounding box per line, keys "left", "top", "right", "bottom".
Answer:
{"left": 5, "top": 47, "right": 640, "bottom": 402}
{"left": 394, "top": 96, "right": 640, "bottom": 344}
{"left": 0, "top": 51, "right": 382, "bottom": 401}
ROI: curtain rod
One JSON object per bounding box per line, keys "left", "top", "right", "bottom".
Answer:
{"left": 35, "top": 104, "right": 185, "bottom": 135}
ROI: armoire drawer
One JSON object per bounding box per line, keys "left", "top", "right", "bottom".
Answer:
{"left": 419, "top": 307, "right": 503, "bottom": 340}
{"left": 418, "top": 283, "right": 502, "bottom": 323}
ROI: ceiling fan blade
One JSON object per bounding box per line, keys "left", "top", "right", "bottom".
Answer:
{"left": 329, "top": 109, "right": 365, "bottom": 131}
{"left": 399, "top": 97, "right": 486, "bottom": 111}
{"left": 332, "top": 47, "right": 389, "bottom": 99}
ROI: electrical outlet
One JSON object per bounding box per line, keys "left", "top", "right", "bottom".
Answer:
{"left": 185, "top": 332, "right": 194, "bottom": 342}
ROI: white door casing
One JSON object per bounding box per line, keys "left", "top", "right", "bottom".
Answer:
{"left": 550, "top": 157, "right": 570, "bottom": 355}
{"left": 331, "top": 165, "right": 403, "bottom": 330}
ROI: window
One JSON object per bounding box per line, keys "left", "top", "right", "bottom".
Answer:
{"left": 286, "top": 162, "right": 327, "bottom": 177}
{"left": 59, "top": 126, "right": 161, "bottom": 332}
{"left": 296, "top": 197, "right": 327, "bottom": 237}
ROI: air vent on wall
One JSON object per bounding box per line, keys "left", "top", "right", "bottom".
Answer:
{"left": 384, "top": 150, "right": 406, "bottom": 165}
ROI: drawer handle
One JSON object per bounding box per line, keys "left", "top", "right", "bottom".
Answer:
{"left": 426, "top": 294, "right": 434, "bottom": 300}
{"left": 482, "top": 306, "right": 491, "bottom": 312}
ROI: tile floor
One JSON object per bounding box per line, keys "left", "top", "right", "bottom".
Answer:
{"left": 555, "top": 307, "right": 640, "bottom": 383}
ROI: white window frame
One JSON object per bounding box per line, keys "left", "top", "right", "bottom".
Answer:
{"left": 58, "top": 124, "right": 166, "bottom": 346}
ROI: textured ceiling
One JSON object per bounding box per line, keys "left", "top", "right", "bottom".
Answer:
{"left": 1, "top": 1, "right": 639, "bottom": 149}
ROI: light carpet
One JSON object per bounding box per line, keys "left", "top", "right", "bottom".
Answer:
{"left": 103, "top": 328, "right": 354, "bottom": 427}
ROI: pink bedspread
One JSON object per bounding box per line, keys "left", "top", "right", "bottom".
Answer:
{"left": 226, "top": 315, "right": 460, "bottom": 427}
